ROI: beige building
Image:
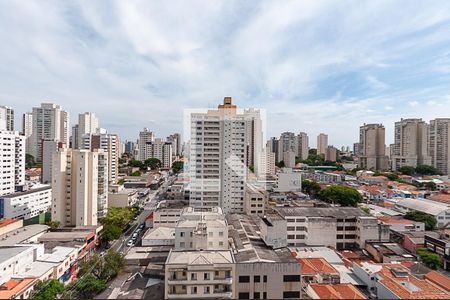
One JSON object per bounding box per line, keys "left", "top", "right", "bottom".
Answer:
{"left": 30, "top": 103, "right": 69, "bottom": 162}
{"left": 358, "top": 123, "right": 388, "bottom": 170}
{"left": 283, "top": 150, "right": 296, "bottom": 168}
{"left": 317, "top": 133, "right": 328, "bottom": 156}
{"left": 429, "top": 118, "right": 450, "bottom": 175}
{"left": 138, "top": 128, "right": 155, "bottom": 161}
{"left": 52, "top": 148, "right": 100, "bottom": 227}
{"left": 244, "top": 183, "right": 266, "bottom": 216}
{"left": 143, "top": 138, "right": 173, "bottom": 169}
{"left": 75, "top": 112, "right": 98, "bottom": 149}
{"left": 391, "top": 118, "right": 431, "bottom": 171}
{"left": 325, "top": 146, "right": 338, "bottom": 162}
{"left": 165, "top": 250, "right": 235, "bottom": 299}
{"left": 295, "top": 132, "right": 309, "bottom": 160}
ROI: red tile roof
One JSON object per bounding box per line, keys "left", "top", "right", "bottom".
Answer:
{"left": 299, "top": 258, "right": 338, "bottom": 275}
{"left": 425, "top": 271, "right": 450, "bottom": 293}
{"left": 0, "top": 219, "right": 18, "bottom": 228}
{"left": 0, "top": 278, "right": 36, "bottom": 299}
{"left": 309, "top": 284, "right": 367, "bottom": 299}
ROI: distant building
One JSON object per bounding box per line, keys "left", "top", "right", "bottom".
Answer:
{"left": 0, "top": 185, "right": 51, "bottom": 220}
{"left": 275, "top": 168, "right": 302, "bottom": 192}
{"left": 358, "top": 123, "right": 388, "bottom": 170}
{"left": 429, "top": 118, "right": 450, "bottom": 175}
{"left": 0, "top": 106, "right": 14, "bottom": 131}
{"left": 283, "top": 151, "right": 296, "bottom": 168}
{"left": 138, "top": 128, "right": 155, "bottom": 161}
{"left": 244, "top": 184, "right": 266, "bottom": 216}
{"left": 143, "top": 138, "right": 173, "bottom": 169}
{"left": 295, "top": 132, "right": 309, "bottom": 160}
{"left": 325, "top": 146, "right": 338, "bottom": 162}
{"left": 22, "top": 112, "right": 33, "bottom": 155}
{"left": 392, "top": 118, "right": 431, "bottom": 170}
{"left": 75, "top": 112, "right": 98, "bottom": 149}
{"left": 317, "top": 133, "right": 328, "bottom": 156}
{"left": 30, "top": 103, "right": 69, "bottom": 162}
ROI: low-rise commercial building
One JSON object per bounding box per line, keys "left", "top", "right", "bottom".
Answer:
{"left": 394, "top": 198, "right": 450, "bottom": 228}
{"left": 275, "top": 168, "right": 302, "bottom": 192}
{"left": 424, "top": 231, "right": 450, "bottom": 271}
{"left": 142, "top": 227, "right": 175, "bottom": 246}
{"left": 274, "top": 207, "right": 390, "bottom": 249}
{"left": 108, "top": 187, "right": 139, "bottom": 208}
{"left": 244, "top": 184, "right": 266, "bottom": 216}
{"left": 0, "top": 185, "right": 51, "bottom": 220}
{"left": 152, "top": 200, "right": 188, "bottom": 228}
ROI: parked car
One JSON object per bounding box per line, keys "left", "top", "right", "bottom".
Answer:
{"left": 132, "top": 232, "right": 138, "bottom": 238}
{"left": 127, "top": 240, "right": 133, "bottom": 247}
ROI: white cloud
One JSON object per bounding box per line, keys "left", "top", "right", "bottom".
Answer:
{"left": 409, "top": 101, "right": 419, "bottom": 107}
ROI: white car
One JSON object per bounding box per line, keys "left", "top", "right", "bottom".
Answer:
{"left": 127, "top": 240, "right": 133, "bottom": 247}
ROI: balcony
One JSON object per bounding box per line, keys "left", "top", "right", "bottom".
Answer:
{"left": 167, "top": 278, "right": 232, "bottom": 285}
{"left": 168, "top": 292, "right": 232, "bottom": 299}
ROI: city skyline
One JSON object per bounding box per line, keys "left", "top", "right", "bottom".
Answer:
{"left": 1, "top": 1, "right": 450, "bottom": 146}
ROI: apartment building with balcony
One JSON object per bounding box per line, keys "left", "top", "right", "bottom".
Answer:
{"left": 165, "top": 250, "right": 235, "bottom": 299}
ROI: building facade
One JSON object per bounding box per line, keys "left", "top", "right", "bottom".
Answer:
{"left": 138, "top": 128, "right": 155, "bottom": 161}
{"left": 358, "top": 124, "right": 388, "bottom": 170}
{"left": 317, "top": 133, "right": 328, "bottom": 156}
{"left": 0, "top": 131, "right": 25, "bottom": 196}
{"left": 0, "top": 106, "right": 14, "bottom": 131}
{"left": 0, "top": 186, "right": 51, "bottom": 220}
{"left": 429, "top": 118, "right": 450, "bottom": 175}
{"left": 295, "top": 132, "right": 309, "bottom": 160}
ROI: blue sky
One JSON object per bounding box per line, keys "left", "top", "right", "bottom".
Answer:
{"left": 1, "top": 1, "right": 450, "bottom": 147}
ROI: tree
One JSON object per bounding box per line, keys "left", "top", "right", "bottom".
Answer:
{"left": 302, "top": 179, "right": 321, "bottom": 196}
{"left": 101, "top": 224, "right": 122, "bottom": 243}
{"left": 172, "top": 161, "right": 184, "bottom": 173}
{"left": 386, "top": 173, "right": 399, "bottom": 181}
{"left": 361, "top": 207, "right": 371, "bottom": 215}
{"left": 101, "top": 250, "right": 125, "bottom": 281}
{"left": 46, "top": 220, "right": 60, "bottom": 231}
{"left": 78, "top": 254, "right": 104, "bottom": 279}
{"left": 425, "top": 181, "right": 437, "bottom": 191}
{"left": 75, "top": 274, "right": 107, "bottom": 298}
{"left": 131, "top": 170, "right": 141, "bottom": 176}
{"left": 128, "top": 159, "right": 145, "bottom": 169}
{"left": 101, "top": 207, "right": 135, "bottom": 231}
{"left": 398, "top": 166, "right": 415, "bottom": 175}
{"left": 26, "top": 154, "right": 36, "bottom": 168}
{"left": 32, "top": 279, "right": 64, "bottom": 300}
{"left": 405, "top": 211, "right": 437, "bottom": 230}
{"left": 417, "top": 248, "right": 441, "bottom": 270}
{"left": 318, "top": 185, "right": 363, "bottom": 207}
{"left": 145, "top": 158, "right": 162, "bottom": 170}
{"left": 416, "top": 164, "right": 441, "bottom": 175}
{"left": 276, "top": 160, "right": 285, "bottom": 168}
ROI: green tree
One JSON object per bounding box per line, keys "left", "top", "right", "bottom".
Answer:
{"left": 425, "top": 181, "right": 437, "bottom": 191}
{"left": 101, "top": 224, "right": 122, "bottom": 243}
{"left": 32, "top": 279, "right": 64, "bottom": 300}
{"left": 404, "top": 211, "right": 437, "bottom": 230}
{"left": 318, "top": 185, "right": 363, "bottom": 207}
{"left": 26, "top": 154, "right": 36, "bottom": 168}
{"left": 416, "top": 248, "right": 441, "bottom": 270}
{"left": 128, "top": 159, "right": 145, "bottom": 169}
{"left": 276, "top": 160, "right": 285, "bottom": 168}
{"left": 172, "top": 161, "right": 184, "bottom": 173}
{"left": 131, "top": 170, "right": 141, "bottom": 176}
{"left": 46, "top": 220, "right": 60, "bottom": 231}
{"left": 302, "top": 179, "right": 321, "bottom": 196}
{"left": 145, "top": 158, "right": 162, "bottom": 170}
{"left": 78, "top": 253, "right": 104, "bottom": 279}
{"left": 416, "top": 164, "right": 441, "bottom": 175}
{"left": 101, "top": 207, "right": 135, "bottom": 230}
{"left": 398, "top": 166, "right": 415, "bottom": 175}
{"left": 386, "top": 173, "right": 399, "bottom": 181}
{"left": 361, "top": 207, "right": 371, "bottom": 215}
{"left": 101, "top": 250, "right": 125, "bottom": 281}
{"left": 75, "top": 274, "right": 107, "bottom": 298}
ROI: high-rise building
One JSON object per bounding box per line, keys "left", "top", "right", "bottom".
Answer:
{"left": 42, "top": 140, "right": 62, "bottom": 184}
{"left": 167, "top": 133, "right": 182, "bottom": 157}
{"left": 245, "top": 109, "right": 263, "bottom": 174}
{"left": 189, "top": 97, "right": 249, "bottom": 214}
{"left": 358, "top": 124, "right": 388, "bottom": 170}
{"left": 0, "top": 106, "right": 14, "bottom": 131}
{"left": 317, "top": 133, "right": 328, "bottom": 156}
{"left": 76, "top": 112, "right": 98, "bottom": 149}
{"left": 30, "top": 103, "right": 69, "bottom": 162}
{"left": 295, "top": 132, "right": 309, "bottom": 160}
{"left": 52, "top": 148, "right": 101, "bottom": 227}
{"left": 81, "top": 130, "right": 119, "bottom": 184}
{"left": 280, "top": 132, "right": 296, "bottom": 154}
{"left": 71, "top": 124, "right": 79, "bottom": 149}
{"left": 325, "top": 146, "right": 338, "bottom": 162}
{"left": 143, "top": 138, "right": 173, "bottom": 169}
{"left": 259, "top": 148, "right": 276, "bottom": 176}
{"left": 22, "top": 112, "right": 33, "bottom": 155}
{"left": 283, "top": 151, "right": 296, "bottom": 168}
{"left": 268, "top": 137, "right": 280, "bottom": 163}
{"left": 125, "top": 140, "right": 135, "bottom": 155}
{"left": 429, "top": 118, "right": 450, "bottom": 175}
{"left": 138, "top": 128, "right": 155, "bottom": 161}
{"left": 0, "top": 131, "right": 25, "bottom": 196}
{"left": 391, "top": 118, "right": 431, "bottom": 171}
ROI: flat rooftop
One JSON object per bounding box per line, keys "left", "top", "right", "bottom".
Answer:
{"left": 0, "top": 224, "right": 49, "bottom": 247}
{"left": 275, "top": 207, "right": 367, "bottom": 218}
{"left": 166, "top": 250, "right": 234, "bottom": 265}
{"left": 227, "top": 214, "right": 297, "bottom": 264}
{"left": 0, "top": 185, "right": 51, "bottom": 198}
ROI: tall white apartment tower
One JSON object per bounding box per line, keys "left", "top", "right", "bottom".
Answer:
{"left": 189, "top": 97, "right": 248, "bottom": 214}
{"left": 0, "top": 106, "right": 14, "bottom": 131}
{"left": 358, "top": 123, "right": 389, "bottom": 170}
{"left": 76, "top": 112, "right": 99, "bottom": 149}
{"left": 22, "top": 112, "right": 33, "bottom": 155}
{"left": 429, "top": 118, "right": 450, "bottom": 175}
{"left": 295, "top": 132, "right": 309, "bottom": 160}
{"left": 391, "top": 118, "right": 431, "bottom": 170}
{"left": 317, "top": 133, "right": 328, "bottom": 156}
{"left": 138, "top": 128, "right": 155, "bottom": 161}
{"left": 31, "top": 103, "right": 69, "bottom": 162}
{"left": 0, "top": 131, "right": 25, "bottom": 196}
{"left": 52, "top": 148, "right": 100, "bottom": 227}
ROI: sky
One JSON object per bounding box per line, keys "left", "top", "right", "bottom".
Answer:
{"left": 1, "top": 1, "right": 450, "bottom": 148}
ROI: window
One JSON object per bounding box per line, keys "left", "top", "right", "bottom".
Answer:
{"left": 215, "top": 271, "right": 219, "bottom": 276}
{"left": 336, "top": 234, "right": 344, "bottom": 239}
{"left": 219, "top": 231, "right": 224, "bottom": 237}
{"left": 263, "top": 275, "right": 267, "bottom": 282}
{"left": 283, "top": 275, "right": 301, "bottom": 282}
{"left": 263, "top": 292, "right": 267, "bottom": 299}
{"left": 254, "top": 292, "right": 260, "bottom": 299}
{"left": 287, "top": 226, "right": 295, "bottom": 231}
{"left": 191, "top": 273, "right": 197, "bottom": 280}
{"left": 238, "top": 292, "right": 250, "bottom": 299}
{"left": 254, "top": 275, "right": 260, "bottom": 282}
{"left": 180, "top": 231, "right": 185, "bottom": 237}
{"left": 191, "top": 287, "right": 197, "bottom": 294}
{"left": 204, "top": 286, "right": 210, "bottom": 294}
{"left": 219, "top": 241, "right": 224, "bottom": 246}
{"left": 180, "top": 242, "right": 185, "bottom": 248}
{"left": 239, "top": 276, "right": 250, "bottom": 283}
{"left": 283, "top": 291, "right": 300, "bottom": 298}
{"left": 204, "top": 273, "right": 210, "bottom": 280}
